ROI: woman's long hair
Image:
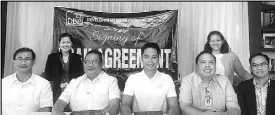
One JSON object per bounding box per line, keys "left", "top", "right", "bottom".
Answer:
{"left": 203, "top": 30, "right": 231, "bottom": 54}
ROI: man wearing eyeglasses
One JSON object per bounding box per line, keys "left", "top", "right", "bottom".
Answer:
{"left": 2, "top": 47, "right": 53, "bottom": 115}
{"left": 52, "top": 49, "right": 120, "bottom": 115}
{"left": 179, "top": 51, "right": 241, "bottom": 115}
{"left": 237, "top": 53, "right": 275, "bottom": 115}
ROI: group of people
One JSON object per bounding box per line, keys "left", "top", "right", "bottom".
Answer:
{"left": 2, "top": 31, "right": 275, "bottom": 115}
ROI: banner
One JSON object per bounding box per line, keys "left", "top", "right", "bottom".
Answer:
{"left": 53, "top": 7, "right": 178, "bottom": 90}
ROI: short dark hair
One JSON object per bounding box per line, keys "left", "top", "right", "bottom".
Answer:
{"left": 85, "top": 49, "right": 103, "bottom": 63}
{"left": 249, "top": 52, "right": 270, "bottom": 65}
{"left": 204, "top": 30, "right": 231, "bottom": 54}
{"left": 195, "top": 51, "right": 216, "bottom": 65}
{"left": 13, "top": 47, "right": 36, "bottom": 60}
{"left": 141, "top": 42, "right": 161, "bottom": 56}
{"left": 59, "top": 33, "right": 74, "bottom": 44}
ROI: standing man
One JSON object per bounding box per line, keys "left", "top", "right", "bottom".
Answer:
{"left": 2, "top": 47, "right": 53, "bottom": 115}
{"left": 238, "top": 53, "right": 275, "bottom": 115}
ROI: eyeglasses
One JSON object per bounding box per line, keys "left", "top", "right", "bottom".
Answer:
{"left": 15, "top": 57, "right": 33, "bottom": 63}
{"left": 251, "top": 62, "right": 268, "bottom": 68}
{"left": 83, "top": 60, "right": 100, "bottom": 65}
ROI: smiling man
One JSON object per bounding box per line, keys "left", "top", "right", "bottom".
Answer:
{"left": 52, "top": 49, "right": 120, "bottom": 115}
{"left": 179, "top": 51, "right": 241, "bottom": 115}
{"left": 121, "top": 42, "right": 179, "bottom": 115}
{"left": 2, "top": 47, "right": 53, "bottom": 115}
{"left": 237, "top": 53, "right": 275, "bottom": 115}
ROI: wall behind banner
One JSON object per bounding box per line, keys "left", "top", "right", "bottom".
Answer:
{"left": 4, "top": 2, "right": 250, "bottom": 79}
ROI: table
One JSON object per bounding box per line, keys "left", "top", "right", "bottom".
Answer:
{"left": 30, "top": 112, "right": 168, "bottom": 115}
{"left": 31, "top": 112, "right": 71, "bottom": 115}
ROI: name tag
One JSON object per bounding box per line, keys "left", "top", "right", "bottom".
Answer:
{"left": 205, "top": 96, "right": 212, "bottom": 107}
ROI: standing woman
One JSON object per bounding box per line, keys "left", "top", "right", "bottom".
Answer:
{"left": 44, "top": 33, "right": 84, "bottom": 104}
{"left": 203, "top": 30, "right": 253, "bottom": 87}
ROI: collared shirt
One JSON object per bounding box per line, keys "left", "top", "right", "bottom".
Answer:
{"left": 214, "top": 54, "right": 225, "bottom": 76}
{"left": 59, "top": 71, "right": 120, "bottom": 111}
{"left": 2, "top": 73, "right": 53, "bottom": 115}
{"left": 179, "top": 71, "right": 240, "bottom": 111}
{"left": 123, "top": 70, "right": 177, "bottom": 113}
{"left": 253, "top": 78, "right": 270, "bottom": 115}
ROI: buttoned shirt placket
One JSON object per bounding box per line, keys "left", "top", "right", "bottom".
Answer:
{"left": 14, "top": 80, "right": 33, "bottom": 114}
{"left": 253, "top": 79, "right": 270, "bottom": 115}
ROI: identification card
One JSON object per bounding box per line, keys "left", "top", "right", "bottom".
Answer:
{"left": 204, "top": 96, "right": 212, "bottom": 107}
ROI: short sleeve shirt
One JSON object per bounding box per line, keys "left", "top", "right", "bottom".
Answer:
{"left": 59, "top": 71, "right": 120, "bottom": 111}
{"left": 123, "top": 70, "right": 177, "bottom": 113}
{"left": 179, "top": 71, "right": 240, "bottom": 111}
{"left": 2, "top": 73, "right": 53, "bottom": 115}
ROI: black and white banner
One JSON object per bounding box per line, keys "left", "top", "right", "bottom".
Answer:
{"left": 53, "top": 7, "right": 178, "bottom": 90}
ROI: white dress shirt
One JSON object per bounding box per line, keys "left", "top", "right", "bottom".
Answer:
{"left": 2, "top": 73, "right": 53, "bottom": 115}
{"left": 214, "top": 54, "right": 225, "bottom": 76}
{"left": 123, "top": 70, "right": 177, "bottom": 113}
{"left": 59, "top": 71, "right": 120, "bottom": 111}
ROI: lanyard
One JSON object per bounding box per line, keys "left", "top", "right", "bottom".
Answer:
{"left": 204, "top": 82, "right": 212, "bottom": 107}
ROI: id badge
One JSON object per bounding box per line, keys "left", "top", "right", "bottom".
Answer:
{"left": 204, "top": 96, "right": 212, "bottom": 107}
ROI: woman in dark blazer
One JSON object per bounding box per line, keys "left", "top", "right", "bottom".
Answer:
{"left": 44, "top": 33, "right": 84, "bottom": 104}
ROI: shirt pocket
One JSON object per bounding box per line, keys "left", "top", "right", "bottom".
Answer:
{"left": 2, "top": 89, "right": 17, "bottom": 109}
{"left": 30, "top": 87, "right": 40, "bottom": 111}
{"left": 213, "top": 91, "right": 226, "bottom": 110}
{"left": 94, "top": 84, "right": 109, "bottom": 100}
{"left": 191, "top": 90, "right": 203, "bottom": 108}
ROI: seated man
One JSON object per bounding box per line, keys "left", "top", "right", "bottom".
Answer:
{"left": 2, "top": 47, "right": 53, "bottom": 115}
{"left": 52, "top": 49, "right": 121, "bottom": 115}
{"left": 121, "top": 42, "right": 179, "bottom": 115}
{"left": 179, "top": 51, "right": 241, "bottom": 115}
{"left": 238, "top": 53, "right": 275, "bottom": 115}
